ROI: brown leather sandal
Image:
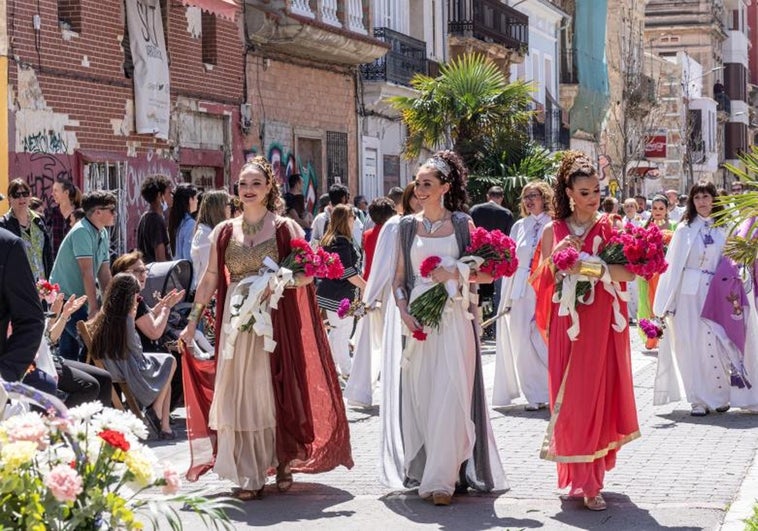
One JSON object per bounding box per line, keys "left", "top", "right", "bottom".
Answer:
{"left": 276, "top": 464, "right": 293, "bottom": 493}
{"left": 231, "top": 486, "right": 264, "bottom": 501}
{"left": 584, "top": 494, "right": 607, "bottom": 511}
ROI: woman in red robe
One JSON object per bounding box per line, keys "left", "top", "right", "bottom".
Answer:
{"left": 533, "top": 151, "right": 640, "bottom": 511}
{"left": 179, "top": 157, "right": 352, "bottom": 500}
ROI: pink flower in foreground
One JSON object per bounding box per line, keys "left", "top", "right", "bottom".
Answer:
{"left": 162, "top": 467, "right": 182, "bottom": 495}
{"left": 5, "top": 413, "right": 48, "bottom": 447}
{"left": 552, "top": 247, "right": 580, "bottom": 272}
{"left": 45, "top": 464, "right": 83, "bottom": 502}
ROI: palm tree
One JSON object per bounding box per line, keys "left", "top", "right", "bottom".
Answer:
{"left": 713, "top": 147, "right": 758, "bottom": 267}
{"left": 388, "top": 53, "right": 533, "bottom": 170}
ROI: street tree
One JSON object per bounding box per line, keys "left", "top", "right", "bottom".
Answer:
{"left": 388, "top": 52, "right": 533, "bottom": 172}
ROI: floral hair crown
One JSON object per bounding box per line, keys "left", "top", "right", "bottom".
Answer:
{"left": 423, "top": 156, "right": 452, "bottom": 181}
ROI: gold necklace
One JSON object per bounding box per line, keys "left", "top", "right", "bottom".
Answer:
{"left": 242, "top": 215, "right": 266, "bottom": 236}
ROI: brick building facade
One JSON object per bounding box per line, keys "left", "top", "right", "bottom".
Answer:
{"left": 7, "top": 0, "right": 246, "bottom": 253}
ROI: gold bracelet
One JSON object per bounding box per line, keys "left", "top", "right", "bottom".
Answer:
{"left": 578, "top": 260, "right": 603, "bottom": 278}
{"left": 187, "top": 302, "right": 205, "bottom": 322}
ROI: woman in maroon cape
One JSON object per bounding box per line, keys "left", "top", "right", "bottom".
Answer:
{"left": 533, "top": 151, "right": 639, "bottom": 511}
{"left": 179, "top": 157, "right": 352, "bottom": 500}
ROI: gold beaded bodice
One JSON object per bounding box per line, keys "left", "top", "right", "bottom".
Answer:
{"left": 225, "top": 237, "right": 279, "bottom": 282}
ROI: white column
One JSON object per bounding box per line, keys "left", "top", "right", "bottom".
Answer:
{"left": 346, "top": 0, "right": 367, "bottom": 34}
{"left": 317, "top": 0, "right": 342, "bottom": 27}
{"left": 289, "top": 0, "right": 315, "bottom": 18}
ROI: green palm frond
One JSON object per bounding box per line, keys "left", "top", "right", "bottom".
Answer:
{"left": 387, "top": 53, "right": 534, "bottom": 162}
{"left": 712, "top": 146, "right": 758, "bottom": 266}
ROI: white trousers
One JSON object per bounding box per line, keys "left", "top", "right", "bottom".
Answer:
{"left": 326, "top": 310, "right": 353, "bottom": 376}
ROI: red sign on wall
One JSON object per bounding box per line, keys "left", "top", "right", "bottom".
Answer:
{"left": 645, "top": 135, "right": 667, "bottom": 158}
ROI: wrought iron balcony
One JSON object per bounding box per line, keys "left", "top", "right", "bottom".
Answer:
{"left": 360, "top": 28, "right": 428, "bottom": 87}
{"left": 448, "top": 0, "right": 529, "bottom": 52}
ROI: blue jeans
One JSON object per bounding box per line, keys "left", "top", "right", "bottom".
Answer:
{"left": 59, "top": 305, "right": 88, "bottom": 362}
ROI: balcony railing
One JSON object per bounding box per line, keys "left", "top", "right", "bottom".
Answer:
{"left": 448, "top": 0, "right": 529, "bottom": 52}
{"left": 560, "top": 48, "right": 577, "bottom": 84}
{"left": 360, "top": 28, "right": 428, "bottom": 87}
{"left": 532, "top": 109, "right": 566, "bottom": 151}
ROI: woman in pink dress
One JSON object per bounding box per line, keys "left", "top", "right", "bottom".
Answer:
{"left": 533, "top": 151, "right": 640, "bottom": 511}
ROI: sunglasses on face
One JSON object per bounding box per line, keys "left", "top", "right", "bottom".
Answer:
{"left": 98, "top": 206, "right": 117, "bottom": 213}
{"left": 11, "top": 191, "right": 30, "bottom": 199}
{"left": 129, "top": 267, "right": 148, "bottom": 275}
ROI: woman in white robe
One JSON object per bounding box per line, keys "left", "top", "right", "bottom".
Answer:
{"left": 392, "top": 152, "right": 506, "bottom": 506}
{"left": 492, "top": 181, "right": 552, "bottom": 409}
{"left": 654, "top": 181, "right": 758, "bottom": 415}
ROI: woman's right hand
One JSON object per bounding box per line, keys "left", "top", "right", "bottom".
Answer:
{"left": 179, "top": 323, "right": 197, "bottom": 350}
{"left": 400, "top": 310, "right": 421, "bottom": 331}
{"left": 552, "top": 234, "right": 581, "bottom": 255}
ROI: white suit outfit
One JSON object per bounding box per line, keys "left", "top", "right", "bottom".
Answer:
{"left": 492, "top": 213, "right": 549, "bottom": 407}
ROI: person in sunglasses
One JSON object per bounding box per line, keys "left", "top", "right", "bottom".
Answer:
{"left": 0, "top": 178, "right": 53, "bottom": 281}
{"left": 49, "top": 190, "right": 117, "bottom": 361}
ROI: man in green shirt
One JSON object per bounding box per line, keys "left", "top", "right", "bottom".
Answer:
{"left": 50, "top": 190, "right": 117, "bottom": 361}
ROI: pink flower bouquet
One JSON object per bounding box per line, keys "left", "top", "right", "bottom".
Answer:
{"left": 599, "top": 223, "right": 669, "bottom": 280}
{"left": 281, "top": 238, "right": 344, "bottom": 279}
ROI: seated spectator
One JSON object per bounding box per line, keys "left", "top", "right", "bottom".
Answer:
{"left": 25, "top": 292, "right": 112, "bottom": 408}
{"left": 362, "top": 197, "right": 396, "bottom": 280}
{"left": 88, "top": 273, "right": 177, "bottom": 439}
{"left": 111, "top": 251, "right": 185, "bottom": 352}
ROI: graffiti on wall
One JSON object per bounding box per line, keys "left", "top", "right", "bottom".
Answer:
{"left": 265, "top": 143, "right": 319, "bottom": 214}
{"left": 124, "top": 153, "right": 178, "bottom": 250}
{"left": 22, "top": 131, "right": 69, "bottom": 155}
{"left": 10, "top": 153, "right": 77, "bottom": 219}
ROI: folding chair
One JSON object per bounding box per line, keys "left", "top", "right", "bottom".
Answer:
{"left": 76, "top": 320, "right": 146, "bottom": 423}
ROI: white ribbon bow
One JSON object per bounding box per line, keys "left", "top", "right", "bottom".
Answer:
{"left": 222, "top": 256, "right": 293, "bottom": 360}
{"left": 554, "top": 236, "right": 628, "bottom": 342}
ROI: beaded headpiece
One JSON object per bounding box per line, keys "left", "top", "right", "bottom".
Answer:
{"left": 423, "top": 157, "right": 452, "bottom": 181}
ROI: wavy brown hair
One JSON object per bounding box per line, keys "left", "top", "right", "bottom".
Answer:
{"left": 419, "top": 150, "right": 469, "bottom": 213}
{"left": 519, "top": 181, "right": 554, "bottom": 218}
{"left": 552, "top": 150, "right": 598, "bottom": 220}
{"left": 89, "top": 273, "right": 141, "bottom": 361}
{"left": 320, "top": 204, "right": 353, "bottom": 247}
{"left": 239, "top": 156, "right": 284, "bottom": 213}
{"left": 194, "top": 189, "right": 230, "bottom": 233}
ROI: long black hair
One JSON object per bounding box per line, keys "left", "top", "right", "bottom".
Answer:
{"left": 168, "top": 183, "right": 197, "bottom": 254}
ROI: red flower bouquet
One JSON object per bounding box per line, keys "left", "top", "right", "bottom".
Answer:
{"left": 599, "top": 223, "right": 669, "bottom": 280}
{"left": 280, "top": 238, "right": 344, "bottom": 279}
{"left": 464, "top": 228, "right": 519, "bottom": 278}
{"left": 36, "top": 280, "right": 60, "bottom": 305}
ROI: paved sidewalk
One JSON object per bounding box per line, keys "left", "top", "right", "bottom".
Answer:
{"left": 149, "top": 331, "right": 758, "bottom": 530}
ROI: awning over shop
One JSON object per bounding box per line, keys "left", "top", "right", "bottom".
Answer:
{"left": 179, "top": 0, "right": 239, "bottom": 21}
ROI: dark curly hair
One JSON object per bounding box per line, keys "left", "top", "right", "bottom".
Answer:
{"left": 552, "top": 150, "right": 598, "bottom": 220}
{"left": 239, "top": 156, "right": 284, "bottom": 213}
{"left": 419, "top": 150, "right": 469, "bottom": 213}
{"left": 89, "top": 273, "right": 142, "bottom": 361}
{"left": 682, "top": 181, "right": 723, "bottom": 225}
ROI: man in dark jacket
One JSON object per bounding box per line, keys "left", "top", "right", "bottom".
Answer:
{"left": 469, "top": 186, "right": 514, "bottom": 338}
{"left": 0, "top": 227, "right": 44, "bottom": 382}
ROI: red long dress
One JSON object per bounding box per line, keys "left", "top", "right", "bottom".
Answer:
{"left": 535, "top": 215, "right": 640, "bottom": 497}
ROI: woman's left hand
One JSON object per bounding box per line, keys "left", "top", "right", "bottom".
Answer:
{"left": 61, "top": 295, "right": 87, "bottom": 320}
